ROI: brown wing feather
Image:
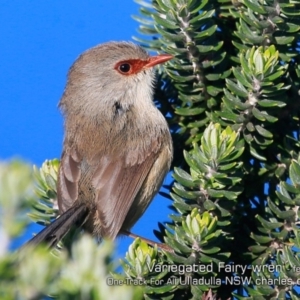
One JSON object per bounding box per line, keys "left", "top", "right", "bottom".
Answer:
{"left": 92, "top": 148, "right": 158, "bottom": 239}
{"left": 57, "top": 149, "right": 81, "bottom": 213}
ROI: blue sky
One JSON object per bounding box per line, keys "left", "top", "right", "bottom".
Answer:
{"left": 1, "top": 1, "right": 173, "bottom": 259}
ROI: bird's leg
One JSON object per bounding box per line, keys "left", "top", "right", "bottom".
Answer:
{"left": 121, "top": 230, "right": 174, "bottom": 253}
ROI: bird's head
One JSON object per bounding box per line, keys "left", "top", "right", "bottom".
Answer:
{"left": 60, "top": 42, "right": 172, "bottom": 118}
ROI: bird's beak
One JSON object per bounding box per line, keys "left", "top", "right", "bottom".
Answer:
{"left": 143, "top": 54, "right": 173, "bottom": 68}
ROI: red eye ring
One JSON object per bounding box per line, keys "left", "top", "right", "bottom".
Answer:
{"left": 114, "top": 59, "right": 147, "bottom": 76}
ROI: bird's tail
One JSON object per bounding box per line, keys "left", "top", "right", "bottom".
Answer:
{"left": 25, "top": 204, "right": 89, "bottom": 248}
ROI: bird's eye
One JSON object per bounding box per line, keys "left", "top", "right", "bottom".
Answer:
{"left": 118, "top": 63, "right": 131, "bottom": 74}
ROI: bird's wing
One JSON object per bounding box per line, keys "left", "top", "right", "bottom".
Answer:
{"left": 57, "top": 138, "right": 163, "bottom": 239}
{"left": 92, "top": 139, "right": 160, "bottom": 239}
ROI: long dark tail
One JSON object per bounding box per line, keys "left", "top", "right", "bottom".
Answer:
{"left": 25, "top": 204, "right": 89, "bottom": 248}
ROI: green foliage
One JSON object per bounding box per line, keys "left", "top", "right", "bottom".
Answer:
{"left": 121, "top": 210, "right": 230, "bottom": 299}
{"left": 1, "top": 236, "right": 142, "bottom": 300}
{"left": 0, "top": 161, "right": 33, "bottom": 249}
{"left": 130, "top": 0, "right": 300, "bottom": 299}
{"left": 240, "top": 155, "right": 300, "bottom": 299}
{"left": 28, "top": 159, "right": 59, "bottom": 226}
{"left": 122, "top": 239, "right": 177, "bottom": 299}
{"left": 0, "top": 160, "right": 143, "bottom": 300}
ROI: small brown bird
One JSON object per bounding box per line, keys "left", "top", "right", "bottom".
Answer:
{"left": 27, "top": 42, "right": 173, "bottom": 247}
